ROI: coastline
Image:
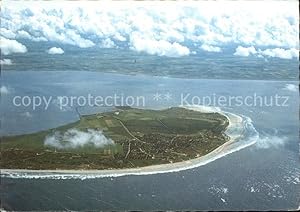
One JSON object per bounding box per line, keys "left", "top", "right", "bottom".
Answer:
{"left": 1, "top": 106, "right": 258, "bottom": 179}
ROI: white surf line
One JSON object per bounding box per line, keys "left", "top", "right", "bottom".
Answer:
{"left": 1, "top": 106, "right": 259, "bottom": 179}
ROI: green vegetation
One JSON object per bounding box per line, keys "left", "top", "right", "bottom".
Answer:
{"left": 1, "top": 107, "right": 229, "bottom": 170}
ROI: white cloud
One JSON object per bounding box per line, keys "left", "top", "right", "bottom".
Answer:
{"left": 64, "top": 30, "right": 95, "bottom": 48}
{"left": 100, "top": 38, "right": 115, "bottom": 48}
{"left": 0, "top": 59, "right": 12, "bottom": 65}
{"left": 114, "top": 33, "right": 127, "bottom": 42}
{"left": 44, "top": 129, "right": 114, "bottom": 149}
{"left": 259, "top": 48, "right": 298, "bottom": 60}
{"left": 0, "top": 28, "right": 16, "bottom": 39}
{"left": 47, "top": 47, "right": 64, "bottom": 55}
{"left": 0, "top": 86, "right": 9, "bottom": 94}
{"left": 200, "top": 44, "right": 222, "bottom": 52}
{"left": 21, "top": 112, "right": 33, "bottom": 118}
{"left": 0, "top": 37, "right": 27, "bottom": 55}
{"left": 0, "top": 1, "right": 298, "bottom": 57}
{"left": 256, "top": 135, "right": 287, "bottom": 149}
{"left": 17, "top": 30, "right": 32, "bottom": 39}
{"left": 31, "top": 37, "right": 48, "bottom": 42}
{"left": 130, "top": 33, "right": 190, "bottom": 57}
{"left": 234, "top": 46, "right": 257, "bottom": 57}
{"left": 233, "top": 46, "right": 299, "bottom": 59}
{"left": 283, "top": 84, "right": 298, "bottom": 92}
{"left": 52, "top": 98, "right": 73, "bottom": 111}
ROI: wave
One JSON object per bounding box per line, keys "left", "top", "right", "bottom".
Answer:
{"left": 1, "top": 105, "right": 259, "bottom": 179}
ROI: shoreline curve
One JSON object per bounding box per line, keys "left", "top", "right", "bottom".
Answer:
{"left": 1, "top": 105, "right": 259, "bottom": 179}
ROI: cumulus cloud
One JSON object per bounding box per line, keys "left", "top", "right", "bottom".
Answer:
{"left": 64, "top": 30, "right": 95, "bottom": 48}
{"left": 283, "top": 84, "right": 298, "bottom": 92}
{"left": 21, "top": 111, "right": 33, "bottom": 118}
{"left": 0, "top": 37, "right": 27, "bottom": 55}
{"left": 100, "top": 38, "right": 115, "bottom": 48}
{"left": 130, "top": 33, "right": 190, "bottom": 57}
{"left": 234, "top": 46, "right": 257, "bottom": 57}
{"left": 259, "top": 48, "right": 298, "bottom": 59}
{"left": 17, "top": 30, "right": 32, "bottom": 39}
{"left": 47, "top": 47, "right": 64, "bottom": 55}
{"left": 0, "top": 59, "right": 12, "bottom": 65}
{"left": 44, "top": 129, "right": 114, "bottom": 149}
{"left": 200, "top": 44, "right": 222, "bottom": 52}
{"left": 256, "top": 135, "right": 288, "bottom": 149}
{"left": 0, "top": 28, "right": 16, "bottom": 39}
{"left": 52, "top": 98, "right": 73, "bottom": 112}
{"left": 233, "top": 46, "right": 299, "bottom": 59}
{"left": 0, "top": 1, "right": 298, "bottom": 57}
{"left": 0, "top": 85, "right": 10, "bottom": 94}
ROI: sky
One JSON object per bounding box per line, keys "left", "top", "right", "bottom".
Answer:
{"left": 0, "top": 0, "right": 299, "bottom": 65}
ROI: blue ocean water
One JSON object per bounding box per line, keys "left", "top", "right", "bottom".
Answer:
{"left": 0, "top": 71, "right": 299, "bottom": 210}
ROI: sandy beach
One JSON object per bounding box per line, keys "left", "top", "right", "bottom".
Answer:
{"left": 1, "top": 106, "right": 258, "bottom": 179}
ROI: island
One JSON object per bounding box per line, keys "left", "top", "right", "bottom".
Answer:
{"left": 0, "top": 107, "right": 230, "bottom": 170}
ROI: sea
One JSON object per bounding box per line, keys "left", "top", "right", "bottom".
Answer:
{"left": 0, "top": 70, "right": 299, "bottom": 210}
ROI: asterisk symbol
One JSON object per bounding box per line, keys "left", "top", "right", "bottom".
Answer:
{"left": 164, "top": 93, "right": 172, "bottom": 101}
{"left": 153, "top": 93, "right": 162, "bottom": 101}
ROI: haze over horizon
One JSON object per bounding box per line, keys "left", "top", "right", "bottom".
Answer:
{"left": 1, "top": 0, "right": 299, "bottom": 80}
